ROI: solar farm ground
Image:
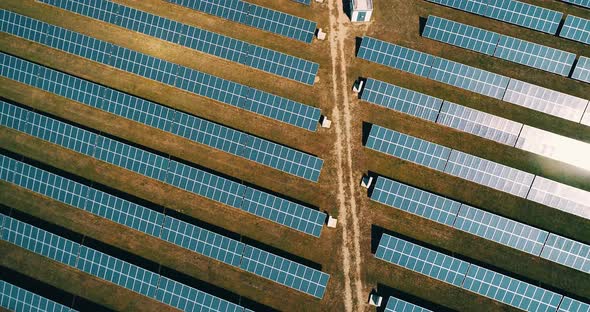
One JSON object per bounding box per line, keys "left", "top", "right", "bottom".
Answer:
{"left": 1, "top": 0, "right": 589, "bottom": 311}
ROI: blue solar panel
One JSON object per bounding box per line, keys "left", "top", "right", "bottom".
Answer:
{"left": 384, "top": 296, "right": 432, "bottom": 312}
{"left": 36, "top": 66, "right": 105, "bottom": 109}
{"left": 494, "top": 35, "right": 576, "bottom": 76}
{"left": 444, "top": 150, "right": 535, "bottom": 198}
{"left": 37, "top": 0, "right": 319, "bottom": 84}
{"left": 0, "top": 13, "right": 322, "bottom": 130}
{"left": 561, "top": 0, "right": 590, "bottom": 8}
{"left": 357, "top": 37, "right": 434, "bottom": 77}
{"left": 160, "top": 216, "right": 245, "bottom": 267}
{"left": 1, "top": 214, "right": 81, "bottom": 267}
{"left": 360, "top": 78, "right": 443, "bottom": 122}
{"left": 558, "top": 297, "right": 590, "bottom": 312}
{"left": 572, "top": 56, "right": 590, "bottom": 84}
{"left": 239, "top": 245, "right": 330, "bottom": 298}
{"left": 370, "top": 176, "right": 461, "bottom": 226}
{"left": 436, "top": 101, "right": 523, "bottom": 146}
{"left": 428, "top": 57, "right": 510, "bottom": 99}
{"left": 168, "top": 0, "right": 317, "bottom": 43}
{"left": 155, "top": 276, "right": 245, "bottom": 312}
{"left": 0, "top": 102, "right": 325, "bottom": 236}
{"left": 375, "top": 234, "right": 471, "bottom": 286}
{"left": 453, "top": 204, "right": 549, "bottom": 256}
{"left": 463, "top": 264, "right": 563, "bottom": 312}
{"left": 560, "top": 15, "right": 590, "bottom": 45}
{"left": 1, "top": 214, "right": 250, "bottom": 312}
{"left": 541, "top": 233, "right": 590, "bottom": 274}
{"left": 485, "top": 0, "right": 563, "bottom": 34}
{"left": 423, "top": 15, "right": 500, "bottom": 55}
{"left": 365, "top": 124, "right": 452, "bottom": 171}
{"left": 1, "top": 281, "right": 77, "bottom": 312}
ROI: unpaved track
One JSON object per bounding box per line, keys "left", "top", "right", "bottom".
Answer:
{"left": 327, "top": 0, "right": 365, "bottom": 311}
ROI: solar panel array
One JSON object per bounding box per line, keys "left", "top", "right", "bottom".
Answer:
{"left": 0, "top": 101, "right": 327, "bottom": 238}
{"left": 426, "top": 0, "right": 563, "bottom": 34}
{"left": 423, "top": 16, "right": 576, "bottom": 76}
{"left": 572, "top": 56, "right": 590, "bottom": 84}
{"left": 364, "top": 124, "right": 590, "bottom": 222}
{"left": 561, "top": 0, "right": 590, "bottom": 9}
{"left": 0, "top": 10, "right": 322, "bottom": 131}
{"left": 360, "top": 78, "right": 443, "bottom": 122}
{"left": 370, "top": 176, "right": 555, "bottom": 257}
{"left": 0, "top": 214, "right": 250, "bottom": 311}
{"left": 384, "top": 296, "right": 432, "bottom": 312}
{"left": 541, "top": 234, "right": 590, "bottom": 274}
{"left": 0, "top": 52, "right": 324, "bottom": 181}
{"left": 35, "top": 0, "right": 319, "bottom": 84}
{"left": 168, "top": 0, "right": 316, "bottom": 43}
{"left": 0, "top": 281, "right": 76, "bottom": 312}
{"left": 376, "top": 234, "right": 583, "bottom": 312}
{"left": 357, "top": 37, "right": 590, "bottom": 123}
{"left": 560, "top": 15, "right": 590, "bottom": 45}
{"left": 559, "top": 297, "right": 590, "bottom": 312}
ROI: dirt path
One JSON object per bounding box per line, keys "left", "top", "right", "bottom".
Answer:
{"left": 327, "top": 0, "right": 365, "bottom": 311}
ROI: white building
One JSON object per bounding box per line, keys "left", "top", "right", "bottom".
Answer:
{"left": 350, "top": 0, "right": 373, "bottom": 22}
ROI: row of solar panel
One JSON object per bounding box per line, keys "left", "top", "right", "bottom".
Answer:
{"left": 0, "top": 214, "right": 251, "bottom": 311}
{"left": 167, "top": 0, "right": 316, "bottom": 43}
{"left": 426, "top": 0, "right": 563, "bottom": 34}
{"left": 365, "top": 124, "right": 590, "bottom": 221}
{"left": 370, "top": 175, "right": 590, "bottom": 274}
{"left": 423, "top": 15, "right": 577, "bottom": 77}
{"left": 0, "top": 101, "right": 327, "bottom": 238}
{"left": 1, "top": 281, "right": 77, "bottom": 312}
{"left": 560, "top": 15, "right": 590, "bottom": 45}
{"left": 0, "top": 11, "right": 322, "bottom": 132}
{"left": 34, "top": 1, "right": 319, "bottom": 84}
{"left": 0, "top": 52, "right": 324, "bottom": 182}
{"left": 0, "top": 154, "right": 330, "bottom": 298}
{"left": 562, "top": 0, "right": 590, "bottom": 8}
{"left": 360, "top": 77, "right": 590, "bottom": 172}
{"left": 357, "top": 37, "right": 590, "bottom": 124}
{"left": 384, "top": 296, "right": 432, "bottom": 312}
{"left": 376, "top": 234, "right": 590, "bottom": 312}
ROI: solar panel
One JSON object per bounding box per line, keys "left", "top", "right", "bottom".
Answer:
{"left": 239, "top": 245, "right": 330, "bottom": 298}
{"left": 37, "top": 0, "right": 319, "bottom": 84}
{"left": 360, "top": 78, "right": 443, "bottom": 122}
{"left": 241, "top": 187, "right": 326, "bottom": 237}
{"left": 453, "top": 204, "right": 549, "bottom": 256}
{"left": 436, "top": 101, "right": 523, "bottom": 146}
{"left": 0, "top": 214, "right": 250, "bottom": 312}
{"left": 155, "top": 276, "right": 245, "bottom": 312}
{"left": 558, "top": 297, "right": 590, "bottom": 312}
{"left": 423, "top": 15, "right": 500, "bottom": 56}
{"left": 76, "top": 246, "right": 161, "bottom": 297}
{"left": 365, "top": 124, "right": 452, "bottom": 171}
{"left": 375, "top": 234, "right": 471, "bottom": 286}
{"left": 426, "top": 0, "right": 489, "bottom": 15}
{"left": 503, "top": 79, "right": 589, "bottom": 123}
{"left": 485, "top": 0, "right": 563, "bottom": 34}
{"left": 560, "top": 15, "right": 590, "bottom": 45}
{"left": 0, "top": 281, "right": 76, "bottom": 312}
{"left": 1, "top": 213, "right": 81, "bottom": 267}
{"left": 526, "top": 176, "right": 590, "bottom": 220}
{"left": 493, "top": 35, "right": 576, "bottom": 76}
{"left": 357, "top": 37, "right": 435, "bottom": 78}
{"left": 0, "top": 11, "right": 323, "bottom": 130}
{"left": 384, "top": 296, "right": 432, "bottom": 312}
{"left": 370, "top": 176, "right": 461, "bottom": 226}
{"left": 516, "top": 125, "right": 590, "bottom": 171}
{"left": 444, "top": 150, "right": 535, "bottom": 198}
{"left": 169, "top": 0, "right": 316, "bottom": 43}
{"left": 462, "top": 264, "right": 563, "bottom": 312}
{"left": 0, "top": 102, "right": 326, "bottom": 236}
{"left": 160, "top": 216, "right": 245, "bottom": 267}
{"left": 428, "top": 57, "right": 510, "bottom": 100}
{"left": 572, "top": 56, "right": 590, "bottom": 84}
{"left": 541, "top": 233, "right": 590, "bottom": 274}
